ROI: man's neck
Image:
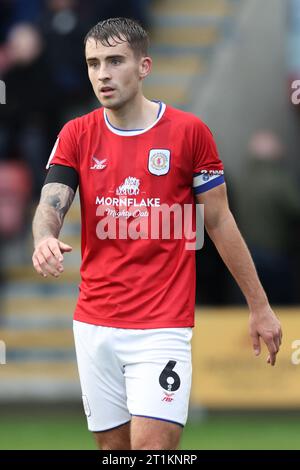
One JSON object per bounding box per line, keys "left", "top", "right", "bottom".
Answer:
{"left": 105, "top": 96, "right": 160, "bottom": 131}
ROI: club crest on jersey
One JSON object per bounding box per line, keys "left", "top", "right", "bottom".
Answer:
{"left": 90, "top": 156, "right": 107, "bottom": 170}
{"left": 148, "top": 149, "right": 170, "bottom": 176}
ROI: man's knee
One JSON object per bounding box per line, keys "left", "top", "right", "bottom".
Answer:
{"left": 131, "top": 416, "right": 182, "bottom": 450}
{"left": 93, "top": 421, "right": 131, "bottom": 450}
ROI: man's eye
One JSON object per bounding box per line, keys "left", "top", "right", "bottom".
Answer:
{"left": 111, "top": 59, "right": 121, "bottom": 65}
{"left": 89, "top": 63, "right": 98, "bottom": 68}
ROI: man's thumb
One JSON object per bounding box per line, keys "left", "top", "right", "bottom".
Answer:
{"left": 252, "top": 334, "right": 261, "bottom": 356}
{"left": 58, "top": 241, "right": 73, "bottom": 253}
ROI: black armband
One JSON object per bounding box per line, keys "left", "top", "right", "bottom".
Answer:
{"left": 44, "top": 164, "right": 79, "bottom": 192}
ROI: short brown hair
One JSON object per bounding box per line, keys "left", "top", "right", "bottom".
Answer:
{"left": 84, "top": 17, "right": 149, "bottom": 57}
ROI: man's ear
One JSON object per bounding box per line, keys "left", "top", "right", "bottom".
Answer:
{"left": 139, "top": 56, "right": 152, "bottom": 79}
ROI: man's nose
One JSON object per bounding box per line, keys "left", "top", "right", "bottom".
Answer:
{"left": 98, "top": 64, "right": 111, "bottom": 81}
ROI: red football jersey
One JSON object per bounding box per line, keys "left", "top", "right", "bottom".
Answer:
{"left": 47, "top": 103, "right": 224, "bottom": 328}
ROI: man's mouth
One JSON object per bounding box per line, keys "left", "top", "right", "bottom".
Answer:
{"left": 100, "top": 86, "right": 115, "bottom": 94}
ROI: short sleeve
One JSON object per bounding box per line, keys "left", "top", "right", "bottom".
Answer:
{"left": 192, "top": 121, "right": 225, "bottom": 194}
{"left": 46, "top": 119, "right": 78, "bottom": 171}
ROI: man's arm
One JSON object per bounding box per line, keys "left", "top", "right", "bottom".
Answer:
{"left": 196, "top": 183, "right": 282, "bottom": 366}
{"left": 32, "top": 182, "right": 75, "bottom": 278}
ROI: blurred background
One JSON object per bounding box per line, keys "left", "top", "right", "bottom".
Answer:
{"left": 0, "top": 0, "right": 300, "bottom": 450}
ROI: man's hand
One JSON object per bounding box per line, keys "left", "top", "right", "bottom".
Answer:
{"left": 249, "top": 306, "right": 282, "bottom": 366}
{"left": 32, "top": 237, "right": 73, "bottom": 278}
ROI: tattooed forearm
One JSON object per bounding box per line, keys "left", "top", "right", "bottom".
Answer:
{"left": 32, "top": 183, "right": 75, "bottom": 247}
{"left": 39, "top": 183, "right": 75, "bottom": 222}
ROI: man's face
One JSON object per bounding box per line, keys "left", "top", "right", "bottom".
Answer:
{"left": 85, "top": 37, "right": 149, "bottom": 110}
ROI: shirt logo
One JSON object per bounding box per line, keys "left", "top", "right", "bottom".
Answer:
{"left": 162, "top": 392, "right": 175, "bottom": 403}
{"left": 116, "top": 176, "right": 140, "bottom": 196}
{"left": 148, "top": 149, "right": 170, "bottom": 176}
{"left": 90, "top": 157, "right": 107, "bottom": 170}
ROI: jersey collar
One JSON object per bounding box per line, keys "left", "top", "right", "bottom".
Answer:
{"left": 103, "top": 102, "right": 166, "bottom": 136}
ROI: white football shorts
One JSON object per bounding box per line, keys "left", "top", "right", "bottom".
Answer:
{"left": 73, "top": 320, "right": 193, "bottom": 432}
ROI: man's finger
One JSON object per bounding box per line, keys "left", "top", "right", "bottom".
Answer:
{"left": 43, "top": 245, "right": 59, "bottom": 266}
{"left": 35, "top": 252, "right": 48, "bottom": 277}
{"left": 274, "top": 334, "right": 281, "bottom": 353}
{"left": 251, "top": 333, "right": 261, "bottom": 356}
{"left": 58, "top": 241, "right": 73, "bottom": 253}
{"left": 279, "top": 329, "right": 283, "bottom": 345}
{"left": 265, "top": 338, "right": 278, "bottom": 366}
{"left": 36, "top": 251, "right": 60, "bottom": 277}
{"left": 48, "top": 240, "right": 64, "bottom": 262}
{"left": 267, "top": 351, "right": 276, "bottom": 366}
{"left": 47, "top": 243, "right": 64, "bottom": 272}
{"left": 265, "top": 337, "right": 278, "bottom": 353}
{"left": 32, "top": 256, "right": 45, "bottom": 277}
